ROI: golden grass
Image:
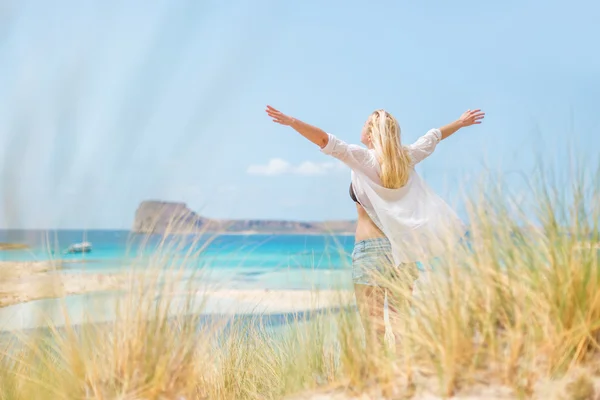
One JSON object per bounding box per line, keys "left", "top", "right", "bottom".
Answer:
{"left": 1, "top": 167, "right": 599, "bottom": 399}
{"left": 565, "top": 373, "right": 597, "bottom": 400}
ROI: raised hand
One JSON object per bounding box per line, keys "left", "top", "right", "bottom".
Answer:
{"left": 264, "top": 105, "right": 329, "bottom": 147}
{"left": 459, "top": 109, "right": 485, "bottom": 127}
{"left": 266, "top": 105, "right": 295, "bottom": 126}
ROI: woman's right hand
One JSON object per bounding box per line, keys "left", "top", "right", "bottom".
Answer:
{"left": 458, "top": 109, "right": 485, "bottom": 127}
{"left": 439, "top": 109, "right": 485, "bottom": 140}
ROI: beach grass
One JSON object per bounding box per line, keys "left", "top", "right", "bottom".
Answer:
{"left": 1, "top": 168, "right": 600, "bottom": 399}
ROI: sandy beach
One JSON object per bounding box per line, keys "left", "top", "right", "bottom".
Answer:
{"left": 0, "top": 259, "right": 355, "bottom": 332}
{"left": 0, "top": 260, "right": 131, "bottom": 308}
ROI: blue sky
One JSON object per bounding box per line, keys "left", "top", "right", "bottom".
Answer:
{"left": 0, "top": 0, "right": 598, "bottom": 229}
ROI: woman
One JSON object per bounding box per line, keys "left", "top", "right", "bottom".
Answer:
{"left": 265, "top": 105, "right": 484, "bottom": 343}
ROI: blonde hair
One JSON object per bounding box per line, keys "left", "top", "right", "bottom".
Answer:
{"left": 367, "top": 109, "right": 412, "bottom": 189}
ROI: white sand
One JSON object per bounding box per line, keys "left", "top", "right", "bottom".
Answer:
{"left": 0, "top": 261, "right": 131, "bottom": 308}
{"left": 0, "top": 260, "right": 355, "bottom": 331}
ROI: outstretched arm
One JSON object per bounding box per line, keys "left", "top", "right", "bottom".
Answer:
{"left": 265, "top": 105, "right": 379, "bottom": 180}
{"left": 439, "top": 109, "right": 485, "bottom": 140}
{"left": 407, "top": 108, "right": 485, "bottom": 165}
{"left": 265, "top": 105, "right": 328, "bottom": 148}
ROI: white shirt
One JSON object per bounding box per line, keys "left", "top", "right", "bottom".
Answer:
{"left": 321, "top": 128, "right": 466, "bottom": 265}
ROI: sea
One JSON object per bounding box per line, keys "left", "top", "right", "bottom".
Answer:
{"left": 0, "top": 229, "right": 356, "bottom": 286}
{"left": 0, "top": 230, "right": 358, "bottom": 331}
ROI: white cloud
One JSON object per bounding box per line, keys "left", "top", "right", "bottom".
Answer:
{"left": 247, "top": 158, "right": 345, "bottom": 176}
{"left": 247, "top": 158, "right": 291, "bottom": 176}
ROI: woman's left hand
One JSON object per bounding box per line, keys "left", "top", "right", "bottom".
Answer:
{"left": 459, "top": 109, "right": 485, "bottom": 127}
{"left": 266, "top": 105, "right": 294, "bottom": 126}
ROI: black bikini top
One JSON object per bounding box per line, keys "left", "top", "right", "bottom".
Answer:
{"left": 349, "top": 183, "right": 359, "bottom": 204}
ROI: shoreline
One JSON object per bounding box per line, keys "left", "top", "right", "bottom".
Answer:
{"left": 129, "top": 231, "right": 357, "bottom": 236}
{"left": 0, "top": 230, "right": 356, "bottom": 236}
{"left": 0, "top": 259, "right": 354, "bottom": 332}
{"left": 0, "top": 260, "right": 354, "bottom": 313}
{"left": 0, "top": 261, "right": 131, "bottom": 308}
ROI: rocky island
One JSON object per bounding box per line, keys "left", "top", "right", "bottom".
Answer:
{"left": 132, "top": 201, "right": 356, "bottom": 235}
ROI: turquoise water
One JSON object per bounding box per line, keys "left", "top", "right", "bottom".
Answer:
{"left": 0, "top": 230, "right": 359, "bottom": 331}
{"left": 0, "top": 230, "right": 352, "bottom": 263}
{"left": 0, "top": 230, "right": 355, "bottom": 290}
{"left": 2, "top": 229, "right": 596, "bottom": 333}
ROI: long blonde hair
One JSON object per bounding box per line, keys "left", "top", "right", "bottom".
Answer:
{"left": 367, "top": 109, "right": 412, "bottom": 189}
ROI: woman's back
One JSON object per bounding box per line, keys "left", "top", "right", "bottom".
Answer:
{"left": 322, "top": 128, "right": 465, "bottom": 264}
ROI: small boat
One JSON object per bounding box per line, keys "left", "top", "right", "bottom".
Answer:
{"left": 66, "top": 242, "right": 92, "bottom": 254}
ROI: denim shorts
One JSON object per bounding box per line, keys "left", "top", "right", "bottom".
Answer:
{"left": 351, "top": 237, "right": 418, "bottom": 287}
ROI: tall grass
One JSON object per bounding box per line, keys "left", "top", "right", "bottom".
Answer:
{"left": 1, "top": 167, "right": 599, "bottom": 399}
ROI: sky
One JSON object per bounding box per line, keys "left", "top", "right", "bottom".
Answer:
{"left": 0, "top": 0, "right": 598, "bottom": 229}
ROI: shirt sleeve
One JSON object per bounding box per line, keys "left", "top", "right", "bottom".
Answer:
{"left": 321, "top": 133, "right": 379, "bottom": 180}
{"left": 405, "top": 128, "right": 442, "bottom": 165}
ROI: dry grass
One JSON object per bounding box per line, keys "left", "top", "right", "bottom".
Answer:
{"left": 565, "top": 373, "right": 597, "bottom": 400}
{"left": 0, "top": 167, "right": 599, "bottom": 399}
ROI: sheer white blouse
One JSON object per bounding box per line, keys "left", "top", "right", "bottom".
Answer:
{"left": 321, "top": 128, "right": 465, "bottom": 265}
